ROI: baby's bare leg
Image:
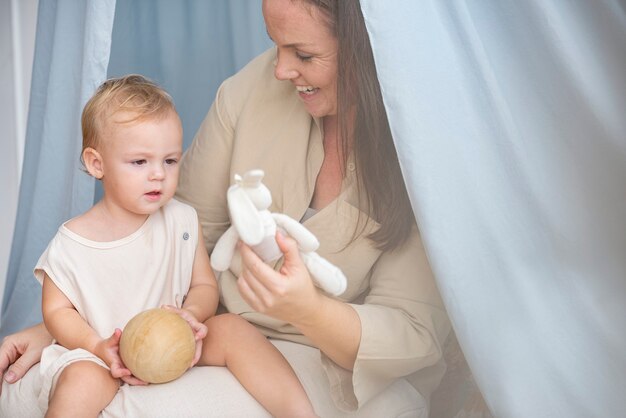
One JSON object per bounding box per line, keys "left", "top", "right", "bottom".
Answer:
{"left": 45, "top": 360, "right": 119, "bottom": 418}
{"left": 198, "top": 313, "right": 317, "bottom": 418}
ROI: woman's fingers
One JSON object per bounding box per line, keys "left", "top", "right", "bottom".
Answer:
{"left": 0, "top": 324, "right": 52, "bottom": 389}
{"left": 275, "top": 231, "right": 305, "bottom": 274}
{"left": 236, "top": 273, "right": 264, "bottom": 311}
{"left": 238, "top": 242, "right": 279, "bottom": 284}
{"left": 239, "top": 242, "right": 289, "bottom": 307}
{"left": 0, "top": 349, "right": 35, "bottom": 386}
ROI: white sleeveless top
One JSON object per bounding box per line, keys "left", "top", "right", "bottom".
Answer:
{"left": 34, "top": 198, "right": 198, "bottom": 338}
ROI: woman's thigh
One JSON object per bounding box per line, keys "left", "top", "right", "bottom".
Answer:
{"left": 273, "top": 340, "right": 426, "bottom": 418}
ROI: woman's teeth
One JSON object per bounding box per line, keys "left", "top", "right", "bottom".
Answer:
{"left": 296, "top": 86, "right": 316, "bottom": 95}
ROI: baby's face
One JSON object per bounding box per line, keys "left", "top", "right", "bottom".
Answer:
{"left": 99, "top": 109, "right": 183, "bottom": 217}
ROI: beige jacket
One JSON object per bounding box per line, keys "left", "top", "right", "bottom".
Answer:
{"left": 176, "top": 48, "right": 451, "bottom": 410}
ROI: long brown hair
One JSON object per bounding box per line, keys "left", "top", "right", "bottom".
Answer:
{"left": 302, "top": 0, "right": 415, "bottom": 251}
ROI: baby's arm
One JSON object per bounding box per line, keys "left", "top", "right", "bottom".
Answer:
{"left": 164, "top": 223, "right": 220, "bottom": 366}
{"left": 180, "top": 223, "right": 219, "bottom": 322}
{"left": 42, "top": 273, "right": 106, "bottom": 356}
{"left": 42, "top": 274, "right": 143, "bottom": 385}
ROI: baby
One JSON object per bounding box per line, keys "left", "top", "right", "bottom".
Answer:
{"left": 36, "top": 74, "right": 316, "bottom": 418}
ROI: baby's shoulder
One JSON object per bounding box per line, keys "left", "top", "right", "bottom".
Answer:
{"left": 63, "top": 208, "right": 107, "bottom": 241}
{"left": 165, "top": 198, "right": 197, "bottom": 216}
{"left": 64, "top": 213, "right": 91, "bottom": 235}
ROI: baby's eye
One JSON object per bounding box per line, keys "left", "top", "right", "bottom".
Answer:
{"left": 132, "top": 159, "right": 147, "bottom": 165}
{"left": 296, "top": 52, "right": 312, "bottom": 62}
{"left": 165, "top": 158, "right": 178, "bottom": 165}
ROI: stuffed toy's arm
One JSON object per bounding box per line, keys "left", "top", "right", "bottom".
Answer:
{"left": 210, "top": 225, "right": 240, "bottom": 271}
{"left": 271, "top": 213, "right": 319, "bottom": 252}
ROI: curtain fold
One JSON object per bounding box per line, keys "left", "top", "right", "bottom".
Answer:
{"left": 0, "top": 0, "right": 271, "bottom": 336}
{"left": 361, "top": 1, "right": 626, "bottom": 417}
{"left": 0, "top": 0, "right": 116, "bottom": 336}
{"left": 107, "top": 0, "right": 270, "bottom": 149}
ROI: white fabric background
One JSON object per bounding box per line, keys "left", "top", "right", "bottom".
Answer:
{"left": 0, "top": 0, "right": 38, "bottom": 313}
{"left": 1, "top": 0, "right": 116, "bottom": 334}
{"left": 361, "top": 1, "right": 626, "bottom": 417}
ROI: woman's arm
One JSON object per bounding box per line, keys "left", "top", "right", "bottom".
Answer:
{"left": 0, "top": 322, "right": 52, "bottom": 392}
{"left": 238, "top": 232, "right": 361, "bottom": 370}
{"left": 239, "top": 227, "right": 451, "bottom": 408}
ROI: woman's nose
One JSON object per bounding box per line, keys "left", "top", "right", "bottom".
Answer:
{"left": 274, "top": 55, "right": 299, "bottom": 81}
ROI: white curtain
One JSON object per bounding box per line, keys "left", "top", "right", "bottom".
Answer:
{"left": 0, "top": 0, "right": 38, "bottom": 314}
{"left": 0, "top": 0, "right": 116, "bottom": 335}
{"left": 361, "top": 1, "right": 626, "bottom": 417}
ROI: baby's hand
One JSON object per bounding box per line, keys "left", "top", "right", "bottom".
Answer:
{"left": 96, "top": 329, "right": 147, "bottom": 386}
{"left": 162, "top": 305, "right": 208, "bottom": 367}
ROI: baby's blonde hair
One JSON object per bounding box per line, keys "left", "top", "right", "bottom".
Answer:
{"left": 81, "top": 74, "right": 176, "bottom": 158}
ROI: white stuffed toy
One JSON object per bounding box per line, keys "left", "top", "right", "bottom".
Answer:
{"left": 210, "top": 169, "right": 347, "bottom": 296}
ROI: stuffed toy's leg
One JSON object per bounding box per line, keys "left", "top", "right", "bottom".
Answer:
{"left": 300, "top": 252, "right": 347, "bottom": 296}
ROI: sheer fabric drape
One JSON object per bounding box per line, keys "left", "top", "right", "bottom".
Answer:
{"left": 361, "top": 1, "right": 626, "bottom": 417}
{"left": 0, "top": 0, "right": 270, "bottom": 336}
{"left": 0, "top": 0, "right": 116, "bottom": 336}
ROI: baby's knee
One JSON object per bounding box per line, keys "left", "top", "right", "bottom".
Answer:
{"left": 206, "top": 313, "right": 256, "bottom": 339}
{"left": 57, "top": 361, "right": 115, "bottom": 388}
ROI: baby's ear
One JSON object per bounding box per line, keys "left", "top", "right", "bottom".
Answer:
{"left": 82, "top": 147, "right": 104, "bottom": 179}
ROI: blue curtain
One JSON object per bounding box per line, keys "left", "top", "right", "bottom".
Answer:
{"left": 360, "top": 1, "right": 626, "bottom": 417}
{"left": 0, "top": 0, "right": 270, "bottom": 335}
{"left": 107, "top": 0, "right": 270, "bottom": 149}
{"left": 0, "top": 0, "right": 116, "bottom": 336}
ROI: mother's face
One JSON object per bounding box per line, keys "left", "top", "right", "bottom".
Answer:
{"left": 263, "top": 0, "right": 338, "bottom": 119}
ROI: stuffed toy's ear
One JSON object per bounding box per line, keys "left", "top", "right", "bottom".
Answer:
{"left": 227, "top": 186, "right": 265, "bottom": 245}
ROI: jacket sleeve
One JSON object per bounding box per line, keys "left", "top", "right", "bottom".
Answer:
{"left": 176, "top": 79, "right": 236, "bottom": 254}
{"left": 321, "top": 226, "right": 451, "bottom": 410}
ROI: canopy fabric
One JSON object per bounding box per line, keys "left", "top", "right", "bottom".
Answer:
{"left": 360, "top": 1, "right": 626, "bottom": 417}
{"left": 0, "top": 0, "right": 269, "bottom": 335}
{"left": 0, "top": 0, "right": 116, "bottom": 336}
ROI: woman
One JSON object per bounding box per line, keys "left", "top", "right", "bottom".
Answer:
{"left": 0, "top": 0, "right": 450, "bottom": 416}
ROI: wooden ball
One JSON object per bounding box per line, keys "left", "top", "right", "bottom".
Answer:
{"left": 119, "top": 308, "right": 195, "bottom": 384}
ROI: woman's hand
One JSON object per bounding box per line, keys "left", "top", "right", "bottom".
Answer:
{"left": 240, "top": 231, "right": 361, "bottom": 370}
{"left": 0, "top": 323, "right": 52, "bottom": 393}
{"left": 95, "top": 329, "right": 146, "bottom": 386}
{"left": 237, "top": 231, "right": 321, "bottom": 325}
{"left": 162, "top": 305, "right": 208, "bottom": 367}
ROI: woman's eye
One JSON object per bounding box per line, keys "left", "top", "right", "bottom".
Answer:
{"left": 296, "top": 52, "right": 312, "bottom": 62}
{"left": 165, "top": 159, "right": 178, "bottom": 165}
{"left": 132, "top": 160, "right": 147, "bottom": 165}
